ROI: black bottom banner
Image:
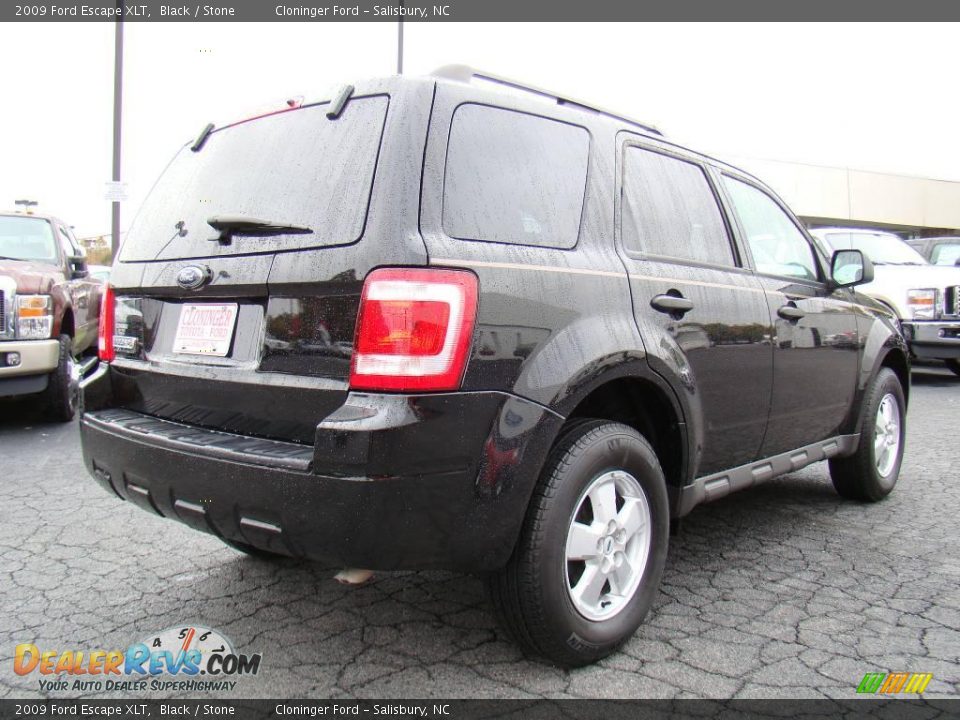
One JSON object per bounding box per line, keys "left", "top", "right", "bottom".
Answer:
{"left": 1, "top": 699, "right": 959, "bottom": 720}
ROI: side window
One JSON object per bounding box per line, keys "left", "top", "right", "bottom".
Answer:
{"left": 64, "top": 226, "right": 83, "bottom": 256}
{"left": 723, "top": 176, "right": 819, "bottom": 281}
{"left": 622, "top": 147, "right": 735, "bottom": 267}
{"left": 442, "top": 104, "right": 589, "bottom": 249}
{"left": 55, "top": 225, "right": 74, "bottom": 259}
{"left": 932, "top": 243, "right": 960, "bottom": 266}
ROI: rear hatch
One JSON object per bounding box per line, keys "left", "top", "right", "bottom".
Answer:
{"left": 108, "top": 81, "right": 431, "bottom": 444}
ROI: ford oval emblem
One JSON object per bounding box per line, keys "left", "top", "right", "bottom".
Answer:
{"left": 177, "top": 265, "right": 211, "bottom": 290}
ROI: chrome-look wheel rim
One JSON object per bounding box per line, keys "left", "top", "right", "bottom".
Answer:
{"left": 565, "top": 470, "right": 652, "bottom": 621}
{"left": 874, "top": 393, "right": 901, "bottom": 478}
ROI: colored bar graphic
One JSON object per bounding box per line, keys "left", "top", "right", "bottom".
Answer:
{"left": 857, "top": 672, "right": 933, "bottom": 694}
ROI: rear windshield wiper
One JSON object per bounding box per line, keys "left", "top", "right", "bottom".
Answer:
{"left": 207, "top": 215, "right": 313, "bottom": 245}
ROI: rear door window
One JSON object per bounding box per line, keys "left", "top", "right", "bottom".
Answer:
{"left": 622, "top": 147, "right": 735, "bottom": 267}
{"left": 442, "top": 104, "right": 589, "bottom": 249}
{"left": 120, "top": 95, "right": 389, "bottom": 262}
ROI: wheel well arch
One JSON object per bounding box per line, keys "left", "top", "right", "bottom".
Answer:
{"left": 872, "top": 297, "right": 903, "bottom": 324}
{"left": 59, "top": 307, "right": 75, "bottom": 338}
{"left": 566, "top": 376, "right": 686, "bottom": 488}
{"left": 879, "top": 348, "right": 910, "bottom": 407}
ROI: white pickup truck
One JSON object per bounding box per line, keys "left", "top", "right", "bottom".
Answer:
{"left": 811, "top": 227, "right": 960, "bottom": 376}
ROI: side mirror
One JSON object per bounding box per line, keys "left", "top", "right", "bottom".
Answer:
{"left": 67, "top": 255, "right": 88, "bottom": 279}
{"left": 830, "top": 249, "right": 873, "bottom": 289}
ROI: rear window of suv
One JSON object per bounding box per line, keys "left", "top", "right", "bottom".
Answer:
{"left": 120, "top": 95, "right": 389, "bottom": 262}
{"left": 442, "top": 104, "right": 589, "bottom": 249}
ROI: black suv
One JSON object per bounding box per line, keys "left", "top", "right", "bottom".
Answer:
{"left": 80, "top": 67, "right": 909, "bottom": 667}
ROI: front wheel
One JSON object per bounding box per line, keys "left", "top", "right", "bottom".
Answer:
{"left": 945, "top": 359, "right": 960, "bottom": 377}
{"left": 829, "top": 368, "right": 906, "bottom": 501}
{"left": 487, "top": 420, "right": 669, "bottom": 667}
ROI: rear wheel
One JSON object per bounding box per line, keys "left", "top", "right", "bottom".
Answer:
{"left": 487, "top": 420, "right": 669, "bottom": 667}
{"left": 945, "top": 359, "right": 960, "bottom": 377}
{"left": 829, "top": 368, "right": 906, "bottom": 501}
{"left": 43, "top": 334, "right": 79, "bottom": 423}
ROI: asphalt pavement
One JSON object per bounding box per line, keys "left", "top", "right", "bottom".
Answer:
{"left": 1, "top": 366, "right": 958, "bottom": 699}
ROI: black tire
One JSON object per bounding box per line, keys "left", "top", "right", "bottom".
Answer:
{"left": 221, "top": 538, "right": 287, "bottom": 560}
{"left": 945, "top": 359, "right": 960, "bottom": 377}
{"left": 829, "top": 368, "right": 906, "bottom": 501}
{"left": 487, "top": 420, "right": 670, "bottom": 667}
{"left": 43, "top": 334, "right": 78, "bottom": 423}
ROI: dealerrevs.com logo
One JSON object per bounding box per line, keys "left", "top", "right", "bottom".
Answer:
{"left": 14, "top": 626, "right": 261, "bottom": 693}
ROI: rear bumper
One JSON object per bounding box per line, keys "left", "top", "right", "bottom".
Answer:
{"left": 902, "top": 321, "right": 960, "bottom": 360}
{"left": 79, "top": 368, "right": 562, "bottom": 572}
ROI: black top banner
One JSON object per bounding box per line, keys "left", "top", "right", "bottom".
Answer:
{"left": 4, "top": 0, "right": 960, "bottom": 21}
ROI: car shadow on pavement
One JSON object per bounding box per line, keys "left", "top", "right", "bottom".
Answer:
{"left": 0, "top": 397, "right": 58, "bottom": 429}
{"left": 910, "top": 366, "right": 960, "bottom": 387}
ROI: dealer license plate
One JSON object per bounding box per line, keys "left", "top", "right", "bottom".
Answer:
{"left": 172, "top": 303, "right": 239, "bottom": 356}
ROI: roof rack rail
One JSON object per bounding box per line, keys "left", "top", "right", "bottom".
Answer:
{"left": 431, "top": 64, "right": 663, "bottom": 137}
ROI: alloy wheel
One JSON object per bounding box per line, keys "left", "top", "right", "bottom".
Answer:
{"left": 874, "top": 393, "right": 901, "bottom": 478}
{"left": 564, "top": 470, "right": 652, "bottom": 621}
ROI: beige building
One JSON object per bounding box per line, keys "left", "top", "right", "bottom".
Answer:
{"left": 728, "top": 157, "right": 960, "bottom": 238}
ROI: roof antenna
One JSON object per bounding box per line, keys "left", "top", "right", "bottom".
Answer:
{"left": 326, "top": 85, "right": 355, "bottom": 119}
{"left": 191, "top": 123, "right": 215, "bottom": 152}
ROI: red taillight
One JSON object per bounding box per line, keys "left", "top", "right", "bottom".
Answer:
{"left": 98, "top": 284, "right": 115, "bottom": 362}
{"left": 350, "top": 268, "right": 478, "bottom": 392}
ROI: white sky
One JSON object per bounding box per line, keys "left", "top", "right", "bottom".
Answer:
{"left": 1, "top": 21, "right": 958, "bottom": 240}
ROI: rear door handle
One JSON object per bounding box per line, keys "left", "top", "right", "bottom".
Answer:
{"left": 777, "top": 303, "right": 805, "bottom": 321}
{"left": 651, "top": 294, "right": 694, "bottom": 317}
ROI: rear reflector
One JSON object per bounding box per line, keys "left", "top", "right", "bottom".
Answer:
{"left": 98, "top": 284, "right": 115, "bottom": 362}
{"left": 350, "top": 268, "right": 478, "bottom": 392}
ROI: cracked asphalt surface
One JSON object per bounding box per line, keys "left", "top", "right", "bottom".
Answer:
{"left": 1, "top": 366, "right": 958, "bottom": 700}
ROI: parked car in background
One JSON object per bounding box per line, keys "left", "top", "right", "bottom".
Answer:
{"left": 0, "top": 212, "right": 101, "bottom": 420}
{"left": 811, "top": 228, "right": 960, "bottom": 376}
{"left": 908, "top": 236, "right": 960, "bottom": 267}
{"left": 81, "top": 69, "right": 910, "bottom": 666}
